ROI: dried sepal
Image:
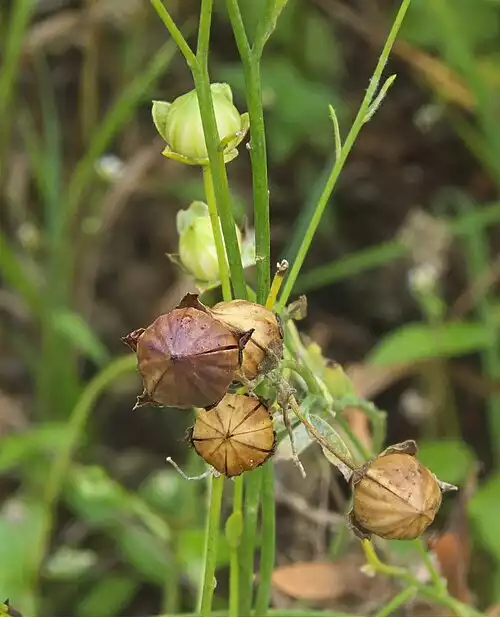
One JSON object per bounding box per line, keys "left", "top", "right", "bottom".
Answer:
{"left": 189, "top": 393, "right": 276, "bottom": 477}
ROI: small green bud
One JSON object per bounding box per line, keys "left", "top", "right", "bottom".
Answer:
{"left": 152, "top": 83, "right": 249, "bottom": 166}
{"left": 176, "top": 201, "right": 255, "bottom": 284}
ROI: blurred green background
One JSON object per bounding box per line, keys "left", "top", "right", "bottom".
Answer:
{"left": 2, "top": 0, "right": 500, "bottom": 615}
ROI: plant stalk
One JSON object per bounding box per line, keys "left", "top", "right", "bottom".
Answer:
{"left": 278, "top": 0, "right": 411, "bottom": 308}
{"left": 203, "top": 166, "right": 232, "bottom": 301}
{"left": 199, "top": 475, "right": 225, "bottom": 616}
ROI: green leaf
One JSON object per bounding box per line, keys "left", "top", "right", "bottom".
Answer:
{"left": 0, "top": 231, "right": 42, "bottom": 317}
{"left": 368, "top": 322, "right": 490, "bottom": 366}
{"left": 115, "top": 525, "right": 171, "bottom": 585}
{"left": 76, "top": 575, "right": 138, "bottom": 617}
{"left": 65, "top": 466, "right": 170, "bottom": 541}
{"left": 417, "top": 440, "right": 475, "bottom": 485}
{"left": 401, "top": 0, "right": 500, "bottom": 50}
{"left": 0, "top": 424, "right": 69, "bottom": 473}
{"left": 275, "top": 422, "right": 312, "bottom": 461}
{"left": 0, "top": 497, "right": 49, "bottom": 616}
{"left": 308, "top": 414, "right": 354, "bottom": 481}
{"left": 469, "top": 472, "right": 500, "bottom": 563}
{"left": 50, "top": 309, "right": 109, "bottom": 365}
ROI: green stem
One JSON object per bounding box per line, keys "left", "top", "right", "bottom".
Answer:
{"left": 254, "top": 463, "right": 276, "bottom": 616}
{"left": 229, "top": 543, "right": 240, "bottom": 617}
{"left": 225, "top": 0, "right": 270, "bottom": 303}
{"left": 203, "top": 166, "right": 232, "bottom": 301}
{"left": 36, "top": 354, "right": 136, "bottom": 595}
{"left": 44, "top": 354, "right": 136, "bottom": 505}
{"left": 199, "top": 475, "right": 225, "bottom": 616}
{"left": 229, "top": 477, "right": 244, "bottom": 617}
{"left": 191, "top": 0, "right": 246, "bottom": 299}
{"left": 150, "top": 0, "right": 196, "bottom": 67}
{"left": 239, "top": 469, "right": 262, "bottom": 616}
{"left": 278, "top": 0, "right": 411, "bottom": 308}
{"left": 295, "top": 200, "right": 500, "bottom": 295}
{"left": 375, "top": 586, "right": 416, "bottom": 617}
{"left": 0, "top": 0, "right": 36, "bottom": 183}
{"left": 362, "top": 540, "right": 482, "bottom": 617}
{"left": 414, "top": 538, "right": 445, "bottom": 592}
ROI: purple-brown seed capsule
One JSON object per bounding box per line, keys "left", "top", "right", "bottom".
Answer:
{"left": 122, "top": 306, "right": 251, "bottom": 409}
{"left": 176, "top": 293, "right": 283, "bottom": 381}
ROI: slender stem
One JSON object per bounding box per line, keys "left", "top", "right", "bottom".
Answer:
{"left": 375, "top": 586, "right": 416, "bottom": 617}
{"left": 278, "top": 0, "right": 411, "bottom": 308}
{"left": 192, "top": 66, "right": 247, "bottom": 298}
{"left": 225, "top": 0, "right": 251, "bottom": 55}
{"left": 226, "top": 0, "right": 270, "bottom": 303}
{"left": 150, "top": 0, "right": 196, "bottom": 68}
{"left": 35, "top": 354, "right": 136, "bottom": 595}
{"left": 0, "top": 0, "right": 36, "bottom": 183}
{"left": 253, "top": 0, "right": 289, "bottom": 60}
{"left": 362, "top": 540, "right": 483, "bottom": 617}
{"left": 254, "top": 462, "right": 276, "bottom": 616}
{"left": 197, "top": 0, "right": 212, "bottom": 59}
{"left": 266, "top": 261, "right": 288, "bottom": 309}
{"left": 199, "top": 475, "right": 225, "bottom": 616}
{"left": 289, "top": 396, "right": 356, "bottom": 471}
{"left": 296, "top": 200, "right": 500, "bottom": 294}
{"left": 229, "top": 477, "right": 243, "bottom": 617}
{"left": 44, "top": 354, "right": 136, "bottom": 505}
{"left": 203, "top": 166, "right": 232, "bottom": 301}
{"left": 238, "top": 469, "right": 262, "bottom": 616}
{"left": 281, "top": 359, "right": 321, "bottom": 396}
{"left": 414, "top": 538, "right": 445, "bottom": 592}
{"left": 246, "top": 60, "right": 271, "bottom": 304}
{"left": 229, "top": 541, "right": 240, "bottom": 617}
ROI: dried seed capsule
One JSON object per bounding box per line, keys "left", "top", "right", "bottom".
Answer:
{"left": 189, "top": 393, "right": 276, "bottom": 477}
{"left": 176, "top": 294, "right": 283, "bottom": 381}
{"left": 349, "top": 440, "right": 456, "bottom": 540}
{"left": 122, "top": 306, "right": 251, "bottom": 409}
{"left": 210, "top": 300, "right": 283, "bottom": 380}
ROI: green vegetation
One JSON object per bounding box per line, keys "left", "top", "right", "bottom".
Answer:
{"left": 2, "top": 0, "right": 500, "bottom": 615}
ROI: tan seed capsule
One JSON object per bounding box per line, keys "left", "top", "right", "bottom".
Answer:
{"left": 349, "top": 440, "right": 455, "bottom": 540}
{"left": 209, "top": 300, "right": 283, "bottom": 380}
{"left": 122, "top": 306, "right": 251, "bottom": 410}
{"left": 189, "top": 393, "right": 276, "bottom": 477}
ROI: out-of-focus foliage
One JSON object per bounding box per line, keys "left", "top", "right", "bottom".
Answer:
{"left": 2, "top": 0, "right": 500, "bottom": 614}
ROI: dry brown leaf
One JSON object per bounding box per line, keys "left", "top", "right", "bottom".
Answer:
{"left": 486, "top": 603, "right": 500, "bottom": 616}
{"left": 271, "top": 559, "right": 369, "bottom": 602}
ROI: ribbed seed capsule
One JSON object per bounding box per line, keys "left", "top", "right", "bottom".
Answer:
{"left": 209, "top": 299, "right": 283, "bottom": 380}
{"left": 176, "top": 294, "right": 283, "bottom": 381}
{"left": 122, "top": 306, "right": 251, "bottom": 410}
{"left": 349, "top": 440, "right": 455, "bottom": 540}
{"left": 189, "top": 393, "right": 276, "bottom": 477}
